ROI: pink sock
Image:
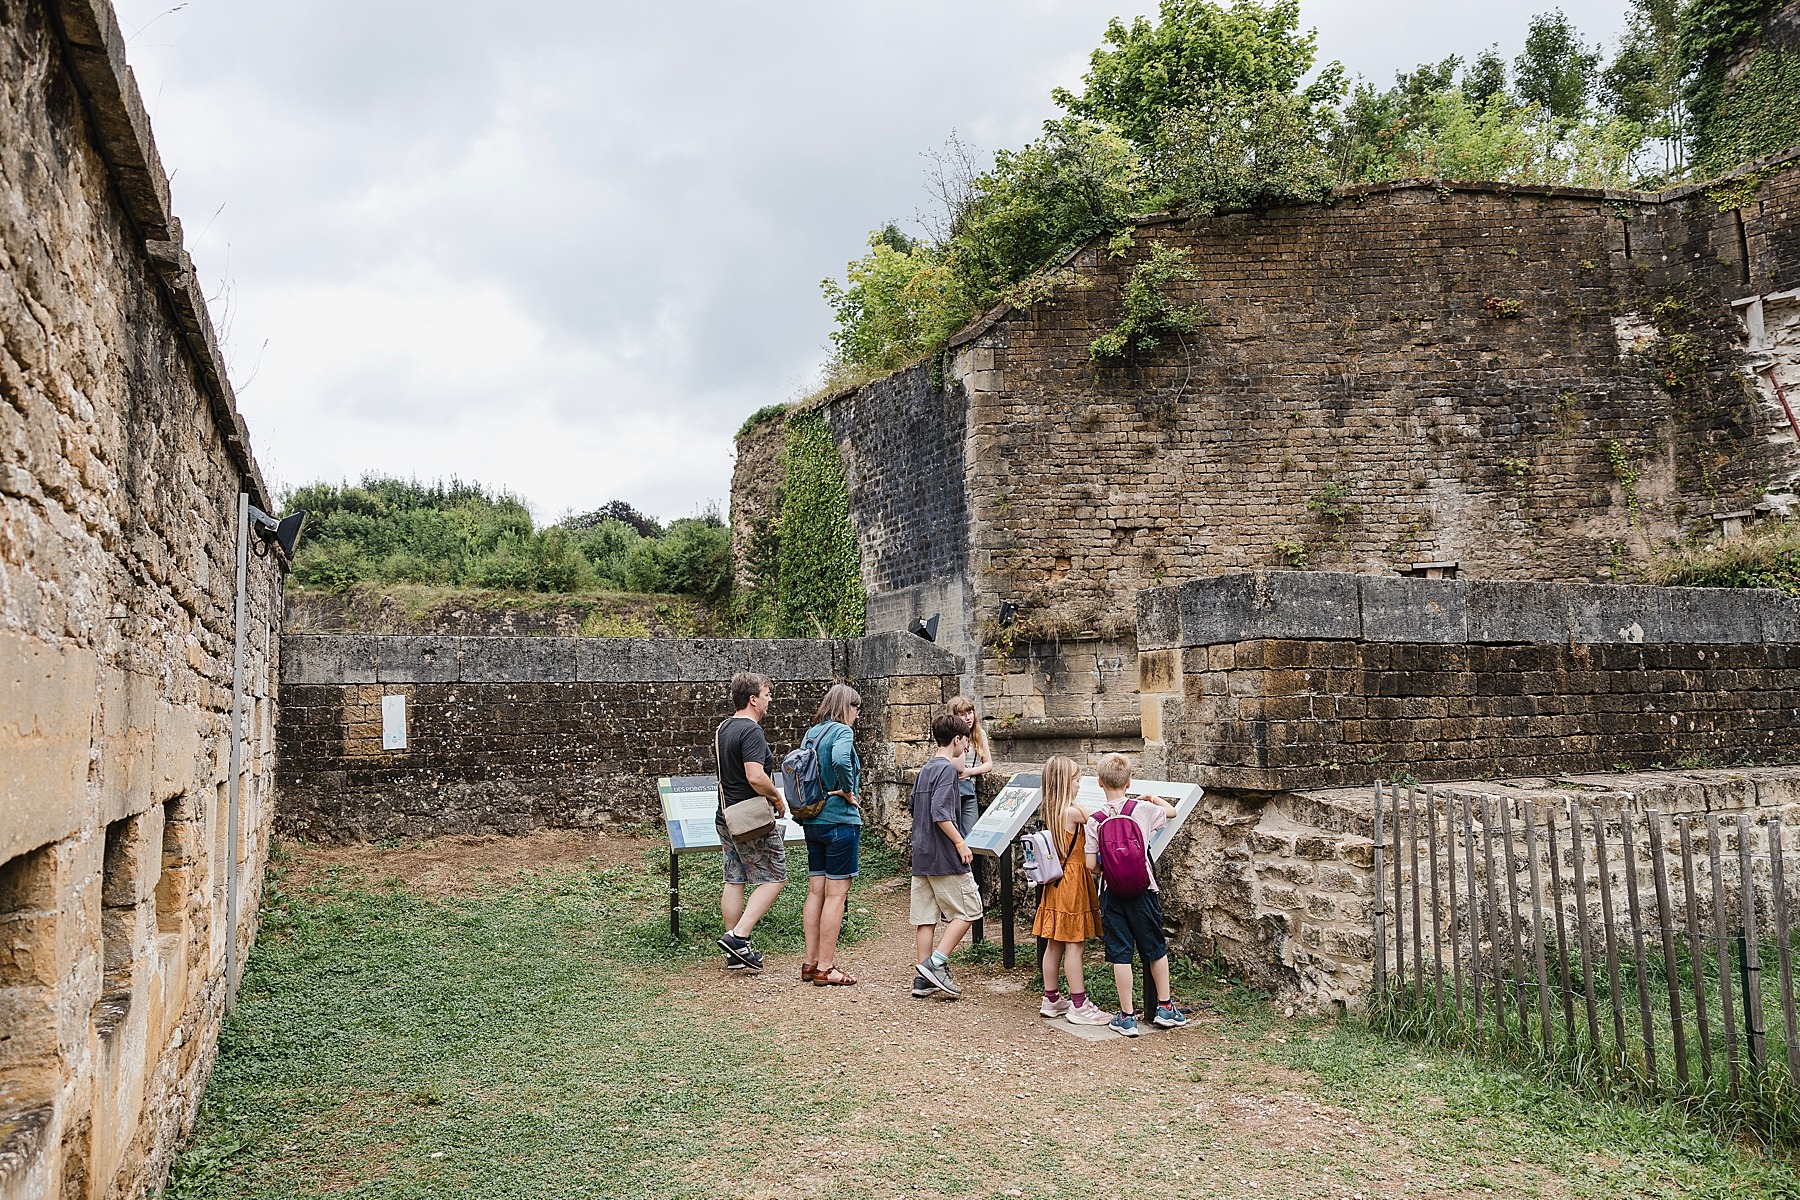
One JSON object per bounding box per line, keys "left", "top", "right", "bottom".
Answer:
{"left": 1071, "top": 992, "right": 1087, "bottom": 1007}
{"left": 1044, "top": 989, "right": 1061, "bottom": 1003}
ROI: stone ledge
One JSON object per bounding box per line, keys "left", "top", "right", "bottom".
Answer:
{"left": 282, "top": 632, "right": 961, "bottom": 686}
{"left": 1137, "top": 573, "right": 1800, "bottom": 650}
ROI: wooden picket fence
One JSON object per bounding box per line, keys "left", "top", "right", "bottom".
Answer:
{"left": 1370, "top": 781, "right": 1800, "bottom": 1144}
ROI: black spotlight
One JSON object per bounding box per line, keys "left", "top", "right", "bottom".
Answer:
{"left": 249, "top": 506, "right": 307, "bottom": 558}
{"left": 997, "top": 601, "right": 1018, "bottom": 627}
{"left": 909, "top": 614, "right": 940, "bottom": 643}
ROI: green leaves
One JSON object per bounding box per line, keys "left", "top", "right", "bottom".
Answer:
{"left": 1089, "top": 242, "right": 1208, "bottom": 362}
{"left": 1053, "top": 0, "right": 1339, "bottom": 146}
{"left": 774, "top": 414, "right": 865, "bottom": 638}
{"left": 283, "top": 475, "right": 732, "bottom": 602}
{"left": 821, "top": 229, "right": 971, "bottom": 375}
{"left": 1145, "top": 87, "right": 1336, "bottom": 215}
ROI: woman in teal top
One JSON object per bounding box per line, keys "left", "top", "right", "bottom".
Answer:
{"left": 801, "top": 684, "right": 863, "bottom": 986}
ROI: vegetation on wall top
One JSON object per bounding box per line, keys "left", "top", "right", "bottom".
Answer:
{"left": 817, "top": 0, "right": 1790, "bottom": 385}
{"left": 1649, "top": 518, "right": 1800, "bottom": 592}
{"left": 284, "top": 476, "right": 732, "bottom": 603}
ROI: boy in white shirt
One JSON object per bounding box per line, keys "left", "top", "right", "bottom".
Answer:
{"left": 1084, "top": 753, "right": 1185, "bottom": 1037}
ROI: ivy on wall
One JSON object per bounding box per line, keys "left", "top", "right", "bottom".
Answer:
{"left": 1692, "top": 44, "right": 1800, "bottom": 176}
{"left": 774, "top": 413, "right": 866, "bottom": 638}
{"left": 1682, "top": 0, "right": 1800, "bottom": 175}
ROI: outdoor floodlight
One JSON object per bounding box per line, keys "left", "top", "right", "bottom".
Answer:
{"left": 248, "top": 505, "right": 307, "bottom": 558}
{"left": 909, "top": 614, "right": 939, "bottom": 643}
{"left": 997, "top": 601, "right": 1018, "bottom": 627}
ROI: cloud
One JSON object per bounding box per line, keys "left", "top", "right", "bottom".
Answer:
{"left": 115, "top": 0, "right": 1631, "bottom": 520}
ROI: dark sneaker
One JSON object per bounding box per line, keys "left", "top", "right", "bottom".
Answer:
{"left": 910, "top": 971, "right": 936, "bottom": 998}
{"left": 1152, "top": 1003, "right": 1188, "bottom": 1029}
{"left": 718, "top": 934, "right": 763, "bottom": 971}
{"left": 916, "top": 959, "right": 963, "bottom": 998}
{"left": 1109, "top": 1011, "right": 1141, "bottom": 1038}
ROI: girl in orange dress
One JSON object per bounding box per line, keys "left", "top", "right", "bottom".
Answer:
{"left": 1031, "top": 756, "right": 1109, "bottom": 1024}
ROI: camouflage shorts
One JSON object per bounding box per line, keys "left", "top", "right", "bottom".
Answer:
{"left": 716, "top": 819, "right": 788, "bottom": 886}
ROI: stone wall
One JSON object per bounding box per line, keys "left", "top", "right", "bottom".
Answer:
{"left": 1, "top": 3, "right": 284, "bottom": 1198}
{"left": 739, "top": 162, "right": 1800, "bottom": 753}
{"left": 1152, "top": 768, "right": 1800, "bottom": 1014}
{"left": 728, "top": 413, "right": 786, "bottom": 594}
{"left": 283, "top": 588, "right": 720, "bottom": 638}
{"left": 276, "top": 632, "right": 961, "bottom": 847}
{"left": 1137, "top": 572, "right": 1800, "bottom": 792}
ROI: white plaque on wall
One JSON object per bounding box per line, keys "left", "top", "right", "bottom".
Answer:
{"left": 381, "top": 694, "right": 408, "bottom": 751}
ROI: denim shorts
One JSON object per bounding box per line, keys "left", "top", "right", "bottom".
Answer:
{"left": 1100, "top": 887, "right": 1168, "bottom": 966}
{"left": 804, "top": 822, "right": 861, "bottom": 880}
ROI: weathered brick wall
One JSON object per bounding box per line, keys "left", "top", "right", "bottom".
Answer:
{"left": 276, "top": 633, "right": 961, "bottom": 847}
{"left": 728, "top": 413, "right": 785, "bottom": 594}
{"left": 736, "top": 164, "right": 1800, "bottom": 749}
{"left": 1155, "top": 769, "right": 1800, "bottom": 1014}
{"left": 1137, "top": 573, "right": 1800, "bottom": 792}
{"left": 1, "top": 3, "right": 284, "bottom": 1198}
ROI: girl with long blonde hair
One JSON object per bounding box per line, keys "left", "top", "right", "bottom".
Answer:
{"left": 1030, "top": 755, "right": 1107, "bottom": 1024}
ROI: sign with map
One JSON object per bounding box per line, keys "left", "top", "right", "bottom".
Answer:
{"left": 966, "top": 772, "right": 1043, "bottom": 856}
{"left": 658, "top": 775, "right": 805, "bottom": 853}
{"left": 968, "top": 773, "right": 1203, "bottom": 861}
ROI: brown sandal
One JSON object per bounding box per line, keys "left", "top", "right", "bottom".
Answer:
{"left": 801, "top": 963, "right": 818, "bottom": 982}
{"left": 813, "top": 965, "right": 857, "bottom": 987}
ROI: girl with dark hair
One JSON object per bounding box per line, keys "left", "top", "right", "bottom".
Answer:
{"left": 799, "top": 683, "right": 864, "bottom": 986}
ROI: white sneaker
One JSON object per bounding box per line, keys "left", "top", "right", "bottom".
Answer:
{"left": 1066, "top": 1000, "right": 1112, "bottom": 1025}
{"left": 1040, "top": 996, "right": 1071, "bottom": 1018}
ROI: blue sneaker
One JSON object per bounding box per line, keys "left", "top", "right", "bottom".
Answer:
{"left": 1109, "top": 1011, "right": 1141, "bottom": 1038}
{"left": 1152, "top": 1002, "right": 1188, "bottom": 1029}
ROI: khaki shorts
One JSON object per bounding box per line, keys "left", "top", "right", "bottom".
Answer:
{"left": 910, "top": 872, "right": 983, "bottom": 926}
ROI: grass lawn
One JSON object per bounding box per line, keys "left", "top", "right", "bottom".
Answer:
{"left": 164, "top": 836, "right": 1800, "bottom": 1199}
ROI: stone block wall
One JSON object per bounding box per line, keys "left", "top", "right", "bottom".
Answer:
{"left": 275, "top": 632, "right": 961, "bottom": 848}
{"left": 1, "top": 3, "right": 285, "bottom": 1198}
{"left": 1153, "top": 768, "right": 1800, "bottom": 1014}
{"left": 738, "top": 162, "right": 1800, "bottom": 753}
{"left": 1138, "top": 573, "right": 1800, "bottom": 792}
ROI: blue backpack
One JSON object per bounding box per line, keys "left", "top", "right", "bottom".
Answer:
{"left": 781, "top": 725, "right": 835, "bottom": 822}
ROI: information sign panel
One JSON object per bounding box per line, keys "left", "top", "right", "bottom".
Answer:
{"left": 966, "top": 773, "right": 1042, "bottom": 857}
{"left": 969, "top": 773, "right": 1203, "bottom": 861}
{"left": 658, "top": 775, "right": 804, "bottom": 853}
{"left": 380, "top": 694, "right": 407, "bottom": 751}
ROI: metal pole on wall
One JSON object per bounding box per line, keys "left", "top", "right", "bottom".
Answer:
{"left": 226, "top": 493, "right": 249, "bottom": 1014}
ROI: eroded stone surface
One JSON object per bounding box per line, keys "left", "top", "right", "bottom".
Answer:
{"left": 0, "top": 4, "right": 282, "bottom": 1197}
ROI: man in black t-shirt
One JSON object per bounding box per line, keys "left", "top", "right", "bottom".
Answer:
{"left": 716, "top": 671, "right": 787, "bottom": 972}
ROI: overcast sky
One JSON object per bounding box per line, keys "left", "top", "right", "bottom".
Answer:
{"left": 112, "top": 1, "right": 1633, "bottom": 523}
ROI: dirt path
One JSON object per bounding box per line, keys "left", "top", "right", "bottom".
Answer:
{"left": 272, "top": 833, "right": 1694, "bottom": 1199}
{"left": 674, "top": 877, "right": 1498, "bottom": 1200}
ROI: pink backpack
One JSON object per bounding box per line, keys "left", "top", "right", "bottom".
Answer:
{"left": 1093, "top": 799, "right": 1152, "bottom": 897}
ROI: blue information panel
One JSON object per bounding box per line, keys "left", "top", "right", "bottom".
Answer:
{"left": 659, "top": 775, "right": 805, "bottom": 853}
{"left": 967, "top": 772, "right": 1203, "bottom": 861}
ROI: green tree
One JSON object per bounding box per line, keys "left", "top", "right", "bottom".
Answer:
{"left": 1462, "top": 46, "right": 1509, "bottom": 105}
{"left": 1601, "top": 0, "right": 1688, "bottom": 178}
{"left": 1053, "top": 0, "right": 1344, "bottom": 146}
{"left": 1148, "top": 88, "right": 1336, "bottom": 215}
{"left": 1514, "top": 10, "right": 1602, "bottom": 123}
{"left": 947, "top": 118, "right": 1149, "bottom": 313}
{"left": 820, "top": 227, "right": 970, "bottom": 374}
